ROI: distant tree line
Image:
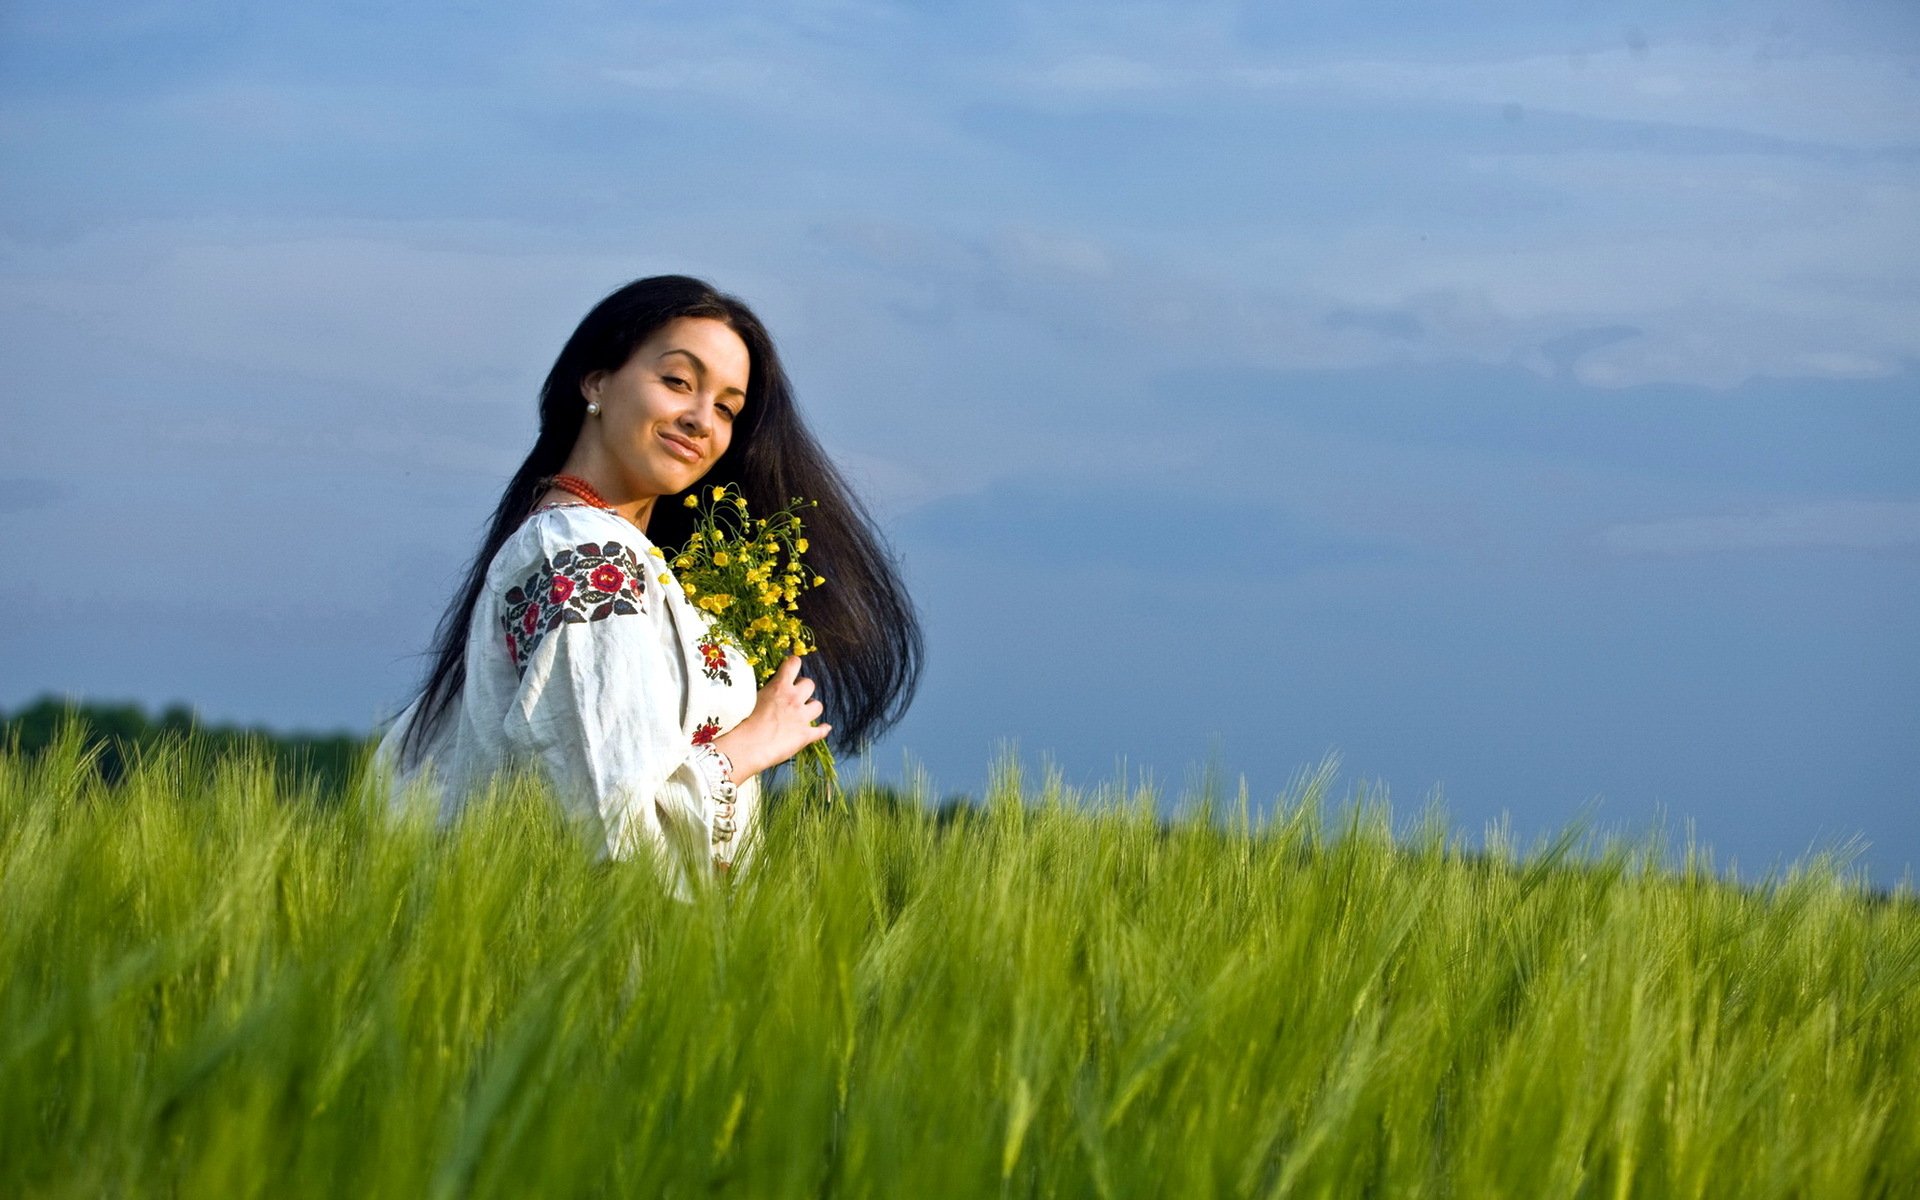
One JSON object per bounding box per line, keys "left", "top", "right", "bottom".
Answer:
{"left": 0, "top": 696, "right": 371, "bottom": 792}
{"left": 0, "top": 698, "right": 950, "bottom": 815}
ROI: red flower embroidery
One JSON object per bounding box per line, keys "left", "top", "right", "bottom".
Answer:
{"left": 589, "top": 563, "right": 625, "bottom": 593}
{"left": 697, "top": 640, "right": 732, "bottom": 685}
{"left": 500, "top": 538, "right": 649, "bottom": 677}
{"left": 691, "top": 720, "right": 720, "bottom": 746}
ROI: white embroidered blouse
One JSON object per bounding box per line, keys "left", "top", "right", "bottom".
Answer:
{"left": 374, "top": 503, "right": 761, "bottom": 895}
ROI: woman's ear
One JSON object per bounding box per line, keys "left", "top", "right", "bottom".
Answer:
{"left": 580, "top": 370, "right": 606, "bottom": 404}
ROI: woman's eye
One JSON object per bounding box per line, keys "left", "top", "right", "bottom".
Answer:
{"left": 664, "top": 375, "right": 690, "bottom": 390}
{"left": 717, "top": 405, "right": 737, "bottom": 421}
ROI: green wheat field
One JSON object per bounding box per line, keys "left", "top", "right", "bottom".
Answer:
{"left": 4, "top": 725, "right": 1917, "bottom": 1199}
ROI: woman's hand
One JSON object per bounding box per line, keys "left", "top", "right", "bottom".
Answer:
{"left": 710, "top": 656, "right": 831, "bottom": 781}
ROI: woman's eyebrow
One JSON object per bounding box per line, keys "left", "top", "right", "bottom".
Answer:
{"left": 658, "top": 348, "right": 746, "bottom": 398}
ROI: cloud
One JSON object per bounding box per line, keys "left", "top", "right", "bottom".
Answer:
{"left": 968, "top": 24, "right": 1920, "bottom": 388}
{"left": 1280, "top": 148, "right": 1920, "bottom": 387}
{"left": 0, "top": 217, "right": 656, "bottom": 396}
{"left": 1322, "top": 307, "right": 1424, "bottom": 340}
{"left": 1230, "top": 42, "right": 1920, "bottom": 150}
{"left": 8, "top": 4, "right": 1917, "bottom": 395}
{"left": 818, "top": 207, "right": 1920, "bottom": 393}
{"left": 1007, "top": 31, "right": 1920, "bottom": 151}
{"left": 1601, "top": 500, "right": 1920, "bottom": 555}
{"left": 1188, "top": 359, "right": 1920, "bottom": 509}
{"left": 900, "top": 479, "right": 1414, "bottom": 577}
{"left": 1536, "top": 325, "right": 1642, "bottom": 378}
{"left": 1025, "top": 53, "right": 1182, "bottom": 94}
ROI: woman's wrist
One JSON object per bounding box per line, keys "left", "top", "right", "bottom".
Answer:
{"left": 708, "top": 728, "right": 761, "bottom": 782}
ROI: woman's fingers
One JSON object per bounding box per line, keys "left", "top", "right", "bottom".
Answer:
{"left": 745, "top": 656, "right": 826, "bottom": 761}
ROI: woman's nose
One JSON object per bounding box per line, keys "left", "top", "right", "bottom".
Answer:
{"left": 676, "top": 402, "right": 713, "bottom": 435}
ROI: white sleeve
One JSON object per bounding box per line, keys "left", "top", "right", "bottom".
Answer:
{"left": 494, "top": 536, "right": 737, "bottom": 895}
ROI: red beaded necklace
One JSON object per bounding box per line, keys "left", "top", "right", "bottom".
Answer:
{"left": 545, "top": 473, "right": 612, "bottom": 509}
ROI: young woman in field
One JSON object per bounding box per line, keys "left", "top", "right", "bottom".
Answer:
{"left": 377, "top": 275, "right": 921, "bottom": 894}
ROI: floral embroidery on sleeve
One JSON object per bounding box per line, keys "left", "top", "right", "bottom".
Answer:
{"left": 691, "top": 718, "right": 721, "bottom": 746}
{"left": 502, "top": 541, "right": 648, "bottom": 674}
{"left": 696, "top": 640, "right": 732, "bottom": 686}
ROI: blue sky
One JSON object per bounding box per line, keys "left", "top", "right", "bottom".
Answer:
{"left": 2, "top": 1, "right": 1916, "bottom": 883}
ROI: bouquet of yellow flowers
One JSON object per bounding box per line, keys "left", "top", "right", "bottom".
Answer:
{"left": 674, "top": 484, "right": 839, "bottom": 801}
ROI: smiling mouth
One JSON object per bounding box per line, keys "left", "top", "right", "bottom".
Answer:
{"left": 658, "top": 431, "right": 702, "bottom": 463}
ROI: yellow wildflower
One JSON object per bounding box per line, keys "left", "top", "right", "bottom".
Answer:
{"left": 812, "top": 576, "right": 825, "bottom": 587}
{"left": 796, "top": 538, "right": 809, "bottom": 553}
{"left": 684, "top": 494, "right": 699, "bottom": 508}
{"left": 657, "top": 573, "right": 670, "bottom": 585}
{"left": 647, "top": 547, "right": 664, "bottom": 558}
{"left": 710, "top": 485, "right": 726, "bottom": 501}
{"left": 712, "top": 551, "right": 730, "bottom": 567}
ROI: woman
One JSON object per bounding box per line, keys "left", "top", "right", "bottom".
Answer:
{"left": 376, "top": 275, "right": 921, "bottom": 894}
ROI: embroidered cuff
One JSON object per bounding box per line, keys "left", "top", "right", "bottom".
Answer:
{"left": 690, "top": 744, "right": 739, "bottom": 849}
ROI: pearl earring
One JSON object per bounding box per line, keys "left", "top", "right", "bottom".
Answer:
{"left": 586, "top": 400, "right": 601, "bottom": 416}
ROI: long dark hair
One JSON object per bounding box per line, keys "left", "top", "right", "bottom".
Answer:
{"left": 400, "top": 275, "right": 922, "bottom": 766}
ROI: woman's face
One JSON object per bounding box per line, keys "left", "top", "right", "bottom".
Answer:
{"left": 582, "top": 316, "right": 751, "bottom": 500}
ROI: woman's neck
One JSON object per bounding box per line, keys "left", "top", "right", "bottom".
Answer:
{"left": 547, "top": 454, "right": 655, "bottom": 532}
